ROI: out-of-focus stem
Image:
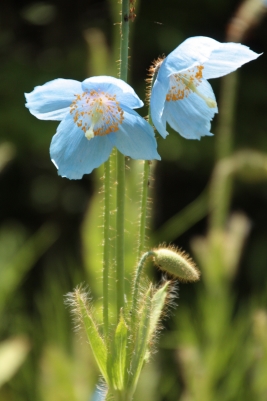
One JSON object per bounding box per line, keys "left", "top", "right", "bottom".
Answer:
{"left": 210, "top": 0, "right": 266, "bottom": 231}
{"left": 209, "top": 72, "right": 238, "bottom": 230}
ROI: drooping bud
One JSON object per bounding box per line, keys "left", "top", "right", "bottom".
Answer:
{"left": 153, "top": 246, "right": 200, "bottom": 282}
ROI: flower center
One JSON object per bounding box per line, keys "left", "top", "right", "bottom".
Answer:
{"left": 166, "top": 65, "right": 217, "bottom": 108}
{"left": 70, "top": 90, "right": 124, "bottom": 140}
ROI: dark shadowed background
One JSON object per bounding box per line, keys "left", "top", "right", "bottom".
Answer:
{"left": 0, "top": 0, "right": 267, "bottom": 400}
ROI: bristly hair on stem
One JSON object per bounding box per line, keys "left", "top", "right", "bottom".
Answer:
{"left": 136, "top": 160, "right": 154, "bottom": 259}
{"left": 129, "top": 0, "right": 137, "bottom": 22}
{"left": 145, "top": 56, "right": 165, "bottom": 105}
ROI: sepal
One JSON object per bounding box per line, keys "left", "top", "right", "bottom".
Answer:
{"left": 149, "top": 281, "right": 170, "bottom": 340}
{"left": 108, "top": 311, "right": 128, "bottom": 391}
{"left": 128, "top": 285, "right": 152, "bottom": 394}
{"left": 65, "top": 287, "right": 109, "bottom": 385}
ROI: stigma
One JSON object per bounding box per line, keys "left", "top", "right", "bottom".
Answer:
{"left": 166, "top": 65, "right": 217, "bottom": 109}
{"left": 70, "top": 90, "right": 124, "bottom": 140}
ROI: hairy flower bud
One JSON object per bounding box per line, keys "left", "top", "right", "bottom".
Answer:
{"left": 153, "top": 247, "right": 200, "bottom": 282}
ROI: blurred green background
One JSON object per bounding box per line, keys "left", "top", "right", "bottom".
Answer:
{"left": 1, "top": 0, "right": 267, "bottom": 400}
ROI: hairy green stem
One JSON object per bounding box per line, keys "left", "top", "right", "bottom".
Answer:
{"left": 115, "top": 0, "right": 130, "bottom": 318}
{"left": 103, "top": 159, "right": 110, "bottom": 340}
{"left": 131, "top": 251, "right": 155, "bottom": 328}
{"left": 136, "top": 59, "right": 160, "bottom": 258}
{"left": 138, "top": 160, "right": 150, "bottom": 259}
{"left": 119, "top": 0, "right": 130, "bottom": 82}
{"left": 137, "top": 108, "right": 155, "bottom": 260}
{"left": 116, "top": 151, "right": 125, "bottom": 317}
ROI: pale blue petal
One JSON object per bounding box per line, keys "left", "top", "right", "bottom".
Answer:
{"left": 203, "top": 42, "right": 261, "bottom": 79}
{"left": 82, "top": 76, "right": 143, "bottom": 109}
{"left": 150, "top": 79, "right": 169, "bottom": 138}
{"left": 25, "top": 79, "right": 82, "bottom": 121}
{"left": 194, "top": 78, "right": 218, "bottom": 112}
{"left": 50, "top": 114, "right": 113, "bottom": 179}
{"left": 162, "top": 36, "right": 218, "bottom": 76}
{"left": 151, "top": 70, "right": 217, "bottom": 139}
{"left": 163, "top": 36, "right": 261, "bottom": 79}
{"left": 108, "top": 107, "right": 160, "bottom": 160}
{"left": 163, "top": 84, "right": 217, "bottom": 140}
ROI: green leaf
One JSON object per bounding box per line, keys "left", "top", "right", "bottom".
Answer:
{"left": 109, "top": 312, "right": 128, "bottom": 390}
{"left": 149, "top": 281, "right": 170, "bottom": 340}
{"left": 76, "top": 293, "right": 109, "bottom": 384}
{"left": 128, "top": 286, "right": 152, "bottom": 394}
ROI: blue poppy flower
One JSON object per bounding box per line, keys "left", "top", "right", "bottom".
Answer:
{"left": 150, "top": 36, "right": 260, "bottom": 140}
{"left": 25, "top": 76, "right": 160, "bottom": 179}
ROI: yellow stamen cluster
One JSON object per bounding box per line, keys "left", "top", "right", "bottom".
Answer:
{"left": 70, "top": 90, "right": 124, "bottom": 139}
{"left": 166, "top": 65, "right": 217, "bottom": 108}
{"left": 166, "top": 65, "right": 204, "bottom": 101}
